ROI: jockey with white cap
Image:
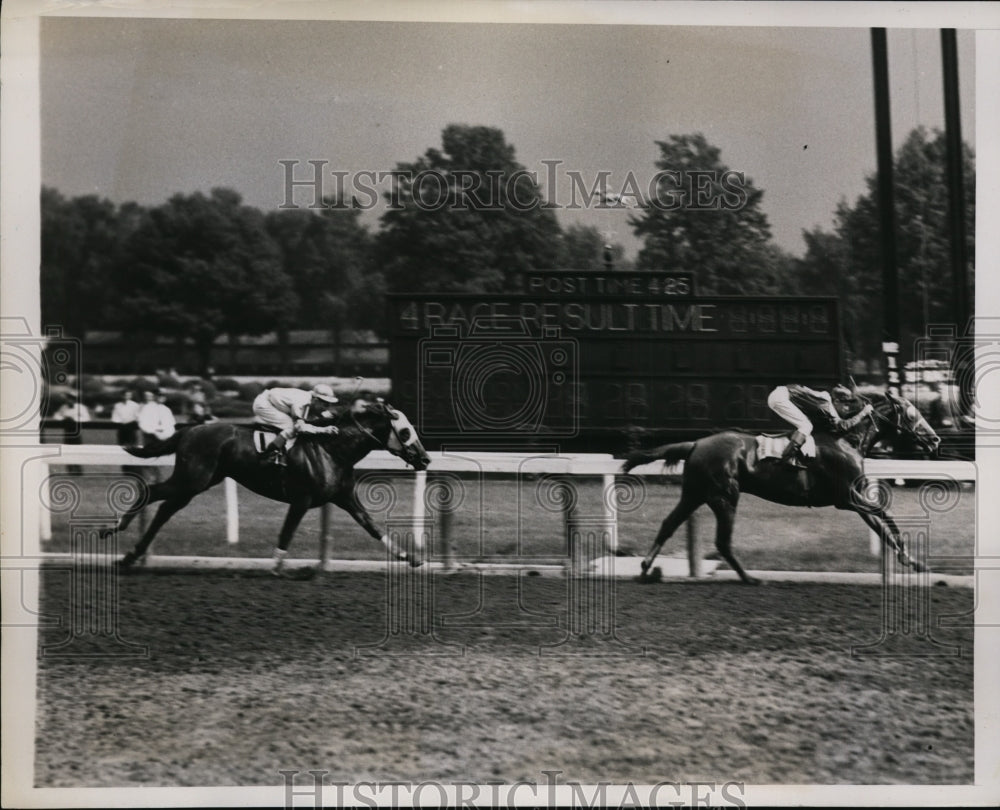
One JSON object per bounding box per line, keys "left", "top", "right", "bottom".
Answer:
{"left": 767, "top": 383, "right": 873, "bottom": 465}
{"left": 252, "top": 383, "right": 340, "bottom": 466}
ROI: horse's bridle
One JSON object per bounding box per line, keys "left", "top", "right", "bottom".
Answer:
{"left": 349, "top": 406, "right": 406, "bottom": 451}
{"left": 850, "top": 391, "right": 897, "bottom": 431}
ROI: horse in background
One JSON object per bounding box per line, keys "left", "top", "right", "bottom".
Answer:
{"left": 108, "top": 401, "right": 430, "bottom": 575}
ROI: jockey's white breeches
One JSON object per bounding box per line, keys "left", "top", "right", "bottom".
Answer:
{"left": 252, "top": 393, "right": 297, "bottom": 438}
{"left": 767, "top": 386, "right": 814, "bottom": 435}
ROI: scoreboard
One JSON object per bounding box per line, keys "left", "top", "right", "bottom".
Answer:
{"left": 388, "top": 274, "right": 842, "bottom": 448}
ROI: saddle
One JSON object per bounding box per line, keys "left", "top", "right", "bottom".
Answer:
{"left": 749, "top": 431, "right": 816, "bottom": 504}
{"left": 251, "top": 424, "right": 281, "bottom": 454}
{"left": 752, "top": 432, "right": 817, "bottom": 469}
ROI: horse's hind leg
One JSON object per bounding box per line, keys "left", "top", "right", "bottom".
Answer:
{"left": 102, "top": 479, "right": 172, "bottom": 539}
{"left": 706, "top": 495, "right": 759, "bottom": 585}
{"left": 640, "top": 493, "right": 702, "bottom": 574}
{"left": 118, "top": 494, "right": 193, "bottom": 569}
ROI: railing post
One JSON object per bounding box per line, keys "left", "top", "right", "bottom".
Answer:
{"left": 601, "top": 473, "right": 618, "bottom": 554}
{"left": 687, "top": 512, "right": 701, "bottom": 578}
{"left": 440, "top": 489, "right": 455, "bottom": 570}
{"left": 869, "top": 526, "right": 882, "bottom": 556}
{"left": 40, "top": 471, "right": 52, "bottom": 542}
{"left": 413, "top": 470, "right": 427, "bottom": 553}
{"left": 224, "top": 477, "right": 239, "bottom": 545}
{"left": 319, "top": 504, "right": 332, "bottom": 571}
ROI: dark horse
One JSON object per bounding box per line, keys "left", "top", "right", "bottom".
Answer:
{"left": 622, "top": 391, "right": 941, "bottom": 584}
{"left": 109, "top": 401, "right": 431, "bottom": 574}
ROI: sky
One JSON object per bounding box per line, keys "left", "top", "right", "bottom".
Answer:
{"left": 39, "top": 17, "right": 976, "bottom": 259}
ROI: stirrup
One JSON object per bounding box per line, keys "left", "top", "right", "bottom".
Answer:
{"left": 262, "top": 447, "right": 286, "bottom": 466}
{"left": 780, "top": 442, "right": 804, "bottom": 466}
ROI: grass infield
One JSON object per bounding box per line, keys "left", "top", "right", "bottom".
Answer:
{"left": 41, "top": 469, "right": 976, "bottom": 574}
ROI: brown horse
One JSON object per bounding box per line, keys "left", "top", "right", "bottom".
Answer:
{"left": 622, "top": 391, "right": 941, "bottom": 584}
{"left": 109, "top": 401, "right": 430, "bottom": 574}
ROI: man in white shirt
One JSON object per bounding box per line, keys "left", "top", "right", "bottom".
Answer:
{"left": 111, "top": 389, "right": 141, "bottom": 445}
{"left": 137, "top": 390, "right": 176, "bottom": 444}
{"left": 53, "top": 392, "right": 91, "bottom": 474}
{"left": 53, "top": 392, "right": 91, "bottom": 427}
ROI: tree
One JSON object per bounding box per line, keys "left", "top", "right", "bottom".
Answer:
{"left": 797, "top": 127, "right": 975, "bottom": 364}
{"left": 112, "top": 188, "right": 297, "bottom": 374}
{"left": 377, "top": 124, "right": 564, "bottom": 293}
{"left": 630, "top": 134, "right": 792, "bottom": 294}
{"left": 558, "top": 223, "right": 634, "bottom": 271}
{"left": 264, "top": 200, "right": 376, "bottom": 331}
{"left": 41, "top": 188, "right": 129, "bottom": 337}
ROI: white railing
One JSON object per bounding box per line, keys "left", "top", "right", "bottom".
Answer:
{"left": 38, "top": 446, "right": 976, "bottom": 572}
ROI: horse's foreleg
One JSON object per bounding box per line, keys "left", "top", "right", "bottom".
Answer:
{"left": 640, "top": 494, "right": 701, "bottom": 574}
{"left": 332, "top": 490, "right": 421, "bottom": 567}
{"left": 272, "top": 499, "right": 311, "bottom": 575}
{"left": 852, "top": 507, "right": 926, "bottom": 572}
{"left": 706, "top": 495, "right": 759, "bottom": 585}
{"left": 118, "top": 494, "right": 193, "bottom": 569}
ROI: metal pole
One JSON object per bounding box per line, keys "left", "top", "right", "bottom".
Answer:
{"left": 871, "top": 28, "right": 901, "bottom": 394}
{"left": 941, "top": 29, "right": 969, "bottom": 332}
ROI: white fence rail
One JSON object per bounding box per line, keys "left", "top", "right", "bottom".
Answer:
{"left": 38, "top": 446, "right": 976, "bottom": 572}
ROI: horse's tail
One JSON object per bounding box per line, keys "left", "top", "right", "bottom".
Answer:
{"left": 621, "top": 441, "right": 696, "bottom": 473}
{"left": 124, "top": 432, "right": 183, "bottom": 458}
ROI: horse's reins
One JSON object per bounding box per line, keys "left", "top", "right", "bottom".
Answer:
{"left": 349, "top": 407, "right": 405, "bottom": 451}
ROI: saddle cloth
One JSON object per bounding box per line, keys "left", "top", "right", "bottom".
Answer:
{"left": 252, "top": 427, "right": 280, "bottom": 454}
{"left": 755, "top": 433, "right": 817, "bottom": 461}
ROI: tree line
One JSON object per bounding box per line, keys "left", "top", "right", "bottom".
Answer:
{"left": 42, "top": 124, "right": 973, "bottom": 373}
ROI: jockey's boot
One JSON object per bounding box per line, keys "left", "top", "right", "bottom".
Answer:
{"left": 780, "top": 430, "right": 808, "bottom": 466}
{"left": 262, "top": 434, "right": 288, "bottom": 467}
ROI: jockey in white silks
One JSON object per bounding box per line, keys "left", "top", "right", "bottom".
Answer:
{"left": 252, "top": 383, "right": 340, "bottom": 466}
{"left": 767, "top": 383, "right": 873, "bottom": 464}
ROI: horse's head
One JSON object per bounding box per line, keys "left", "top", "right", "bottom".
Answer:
{"left": 876, "top": 391, "right": 941, "bottom": 456}
{"left": 355, "top": 401, "right": 431, "bottom": 471}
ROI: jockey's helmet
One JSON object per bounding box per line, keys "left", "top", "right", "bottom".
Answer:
{"left": 311, "top": 383, "right": 339, "bottom": 404}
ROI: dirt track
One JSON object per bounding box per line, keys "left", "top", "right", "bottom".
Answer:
{"left": 35, "top": 569, "right": 973, "bottom": 786}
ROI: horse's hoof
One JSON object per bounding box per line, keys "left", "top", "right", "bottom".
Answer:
{"left": 639, "top": 559, "right": 651, "bottom": 573}
{"left": 742, "top": 577, "right": 763, "bottom": 586}
{"left": 395, "top": 552, "right": 423, "bottom": 568}
{"left": 635, "top": 566, "right": 662, "bottom": 583}
{"left": 116, "top": 554, "right": 137, "bottom": 573}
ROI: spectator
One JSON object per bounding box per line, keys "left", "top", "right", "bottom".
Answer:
{"left": 111, "top": 389, "right": 141, "bottom": 445}
{"left": 53, "top": 392, "right": 90, "bottom": 475}
{"left": 188, "top": 401, "right": 216, "bottom": 425}
{"left": 138, "top": 391, "right": 176, "bottom": 484}
{"left": 138, "top": 390, "right": 176, "bottom": 445}
{"left": 186, "top": 383, "right": 213, "bottom": 423}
